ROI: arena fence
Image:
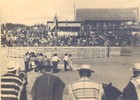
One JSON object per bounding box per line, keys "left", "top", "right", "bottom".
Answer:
{"left": 1, "top": 47, "right": 107, "bottom": 59}
{"left": 121, "top": 47, "right": 140, "bottom": 57}
{"left": 121, "top": 47, "right": 133, "bottom": 56}
{"left": 1, "top": 47, "right": 121, "bottom": 59}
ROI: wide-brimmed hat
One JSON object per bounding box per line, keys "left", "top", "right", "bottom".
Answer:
{"left": 65, "top": 53, "right": 68, "bottom": 56}
{"left": 5, "top": 61, "right": 20, "bottom": 71}
{"left": 77, "top": 64, "right": 94, "bottom": 72}
{"left": 130, "top": 63, "right": 140, "bottom": 71}
{"left": 53, "top": 53, "right": 57, "bottom": 56}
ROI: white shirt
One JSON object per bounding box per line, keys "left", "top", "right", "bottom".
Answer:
{"left": 63, "top": 56, "right": 69, "bottom": 61}
{"left": 66, "top": 77, "right": 104, "bottom": 100}
{"left": 52, "top": 56, "right": 61, "bottom": 62}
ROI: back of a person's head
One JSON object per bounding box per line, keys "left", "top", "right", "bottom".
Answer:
{"left": 42, "top": 67, "right": 51, "bottom": 73}
{"left": 19, "top": 71, "right": 27, "bottom": 81}
{"left": 132, "top": 63, "right": 140, "bottom": 78}
{"left": 133, "top": 71, "right": 140, "bottom": 78}
{"left": 6, "top": 61, "right": 21, "bottom": 75}
{"left": 79, "top": 70, "right": 91, "bottom": 78}
{"left": 44, "top": 56, "right": 47, "bottom": 58}
{"left": 65, "top": 53, "right": 68, "bottom": 56}
{"left": 39, "top": 53, "right": 43, "bottom": 56}
{"left": 53, "top": 53, "right": 57, "bottom": 56}
{"left": 8, "top": 70, "right": 17, "bottom": 75}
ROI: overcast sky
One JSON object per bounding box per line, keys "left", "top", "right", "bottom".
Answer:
{"left": 0, "top": 0, "right": 140, "bottom": 25}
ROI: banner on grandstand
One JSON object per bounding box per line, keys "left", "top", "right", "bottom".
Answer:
{"left": 50, "top": 14, "right": 58, "bottom": 33}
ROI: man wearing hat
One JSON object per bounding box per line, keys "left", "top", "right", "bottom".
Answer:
{"left": 51, "top": 53, "right": 61, "bottom": 73}
{"left": 31, "top": 66, "right": 65, "bottom": 100}
{"left": 1, "top": 61, "right": 26, "bottom": 100}
{"left": 123, "top": 63, "right": 140, "bottom": 100}
{"left": 65, "top": 64, "right": 105, "bottom": 100}
{"left": 63, "top": 53, "right": 69, "bottom": 71}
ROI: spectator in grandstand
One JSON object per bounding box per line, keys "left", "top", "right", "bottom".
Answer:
{"left": 63, "top": 53, "right": 69, "bottom": 71}
{"left": 51, "top": 53, "right": 61, "bottom": 73}
{"left": 23, "top": 52, "right": 30, "bottom": 72}
{"left": 65, "top": 64, "right": 105, "bottom": 100}
{"left": 1, "top": 23, "right": 139, "bottom": 47}
{"left": 68, "top": 54, "right": 73, "bottom": 71}
{"left": 123, "top": 63, "right": 140, "bottom": 100}
{"left": 31, "top": 66, "right": 65, "bottom": 100}
{"left": 1, "top": 61, "right": 26, "bottom": 100}
{"left": 7, "top": 35, "right": 13, "bottom": 47}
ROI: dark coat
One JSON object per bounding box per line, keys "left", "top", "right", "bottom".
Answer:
{"left": 31, "top": 73, "right": 65, "bottom": 100}
{"left": 19, "top": 71, "right": 28, "bottom": 100}
{"left": 123, "top": 81, "right": 138, "bottom": 100}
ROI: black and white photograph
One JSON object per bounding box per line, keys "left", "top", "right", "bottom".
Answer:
{"left": 1, "top": 0, "right": 140, "bottom": 100}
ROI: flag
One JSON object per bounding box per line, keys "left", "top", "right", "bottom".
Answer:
{"left": 50, "top": 14, "right": 58, "bottom": 32}
{"left": 66, "top": 19, "right": 68, "bottom": 25}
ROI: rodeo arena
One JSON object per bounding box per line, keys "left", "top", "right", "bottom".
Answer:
{"left": 1, "top": 7, "right": 140, "bottom": 100}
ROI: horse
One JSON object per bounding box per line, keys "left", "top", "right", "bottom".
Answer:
{"left": 103, "top": 82, "right": 123, "bottom": 100}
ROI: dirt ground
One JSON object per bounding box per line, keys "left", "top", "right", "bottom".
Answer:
{"left": 1, "top": 50, "right": 140, "bottom": 100}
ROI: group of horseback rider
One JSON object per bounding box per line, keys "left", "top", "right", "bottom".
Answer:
{"left": 24, "top": 52, "right": 73, "bottom": 73}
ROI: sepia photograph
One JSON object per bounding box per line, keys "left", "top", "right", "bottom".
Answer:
{"left": 1, "top": 0, "right": 140, "bottom": 100}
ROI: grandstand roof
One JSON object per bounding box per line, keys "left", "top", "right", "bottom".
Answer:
{"left": 47, "top": 21, "right": 81, "bottom": 27}
{"left": 76, "top": 8, "right": 139, "bottom": 21}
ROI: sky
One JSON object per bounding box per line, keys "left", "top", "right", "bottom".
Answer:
{"left": 0, "top": 0, "right": 140, "bottom": 25}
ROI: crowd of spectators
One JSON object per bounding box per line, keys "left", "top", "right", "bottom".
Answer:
{"left": 1, "top": 23, "right": 140, "bottom": 47}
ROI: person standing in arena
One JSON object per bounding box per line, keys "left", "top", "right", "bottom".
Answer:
{"left": 31, "top": 66, "right": 65, "bottom": 100}
{"left": 65, "top": 64, "right": 105, "bottom": 100}
{"left": 36, "top": 53, "right": 44, "bottom": 72}
{"left": 63, "top": 53, "right": 69, "bottom": 71}
{"left": 23, "top": 52, "right": 30, "bottom": 72}
{"left": 43, "top": 56, "right": 51, "bottom": 70}
{"left": 29, "top": 52, "right": 37, "bottom": 71}
{"left": 68, "top": 54, "right": 73, "bottom": 71}
{"left": 1, "top": 61, "right": 26, "bottom": 100}
{"left": 51, "top": 53, "right": 61, "bottom": 73}
{"left": 123, "top": 63, "right": 140, "bottom": 100}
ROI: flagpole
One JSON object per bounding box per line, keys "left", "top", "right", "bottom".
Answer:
{"left": 55, "top": 25, "right": 57, "bottom": 53}
{"left": 51, "top": 14, "right": 58, "bottom": 53}
{"left": 74, "top": 3, "right": 76, "bottom": 21}
{"left": 55, "top": 15, "right": 57, "bottom": 53}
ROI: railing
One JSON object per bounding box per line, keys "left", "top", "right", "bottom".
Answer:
{"left": 1, "top": 47, "right": 110, "bottom": 59}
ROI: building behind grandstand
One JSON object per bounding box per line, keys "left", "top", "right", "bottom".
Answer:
{"left": 47, "top": 21, "right": 81, "bottom": 36}
{"left": 46, "top": 7, "right": 140, "bottom": 46}
{"left": 47, "top": 8, "right": 139, "bottom": 36}
{"left": 76, "top": 8, "right": 139, "bottom": 33}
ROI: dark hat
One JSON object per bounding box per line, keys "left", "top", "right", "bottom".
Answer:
{"left": 65, "top": 53, "right": 68, "bottom": 56}
{"left": 53, "top": 53, "right": 57, "bottom": 56}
